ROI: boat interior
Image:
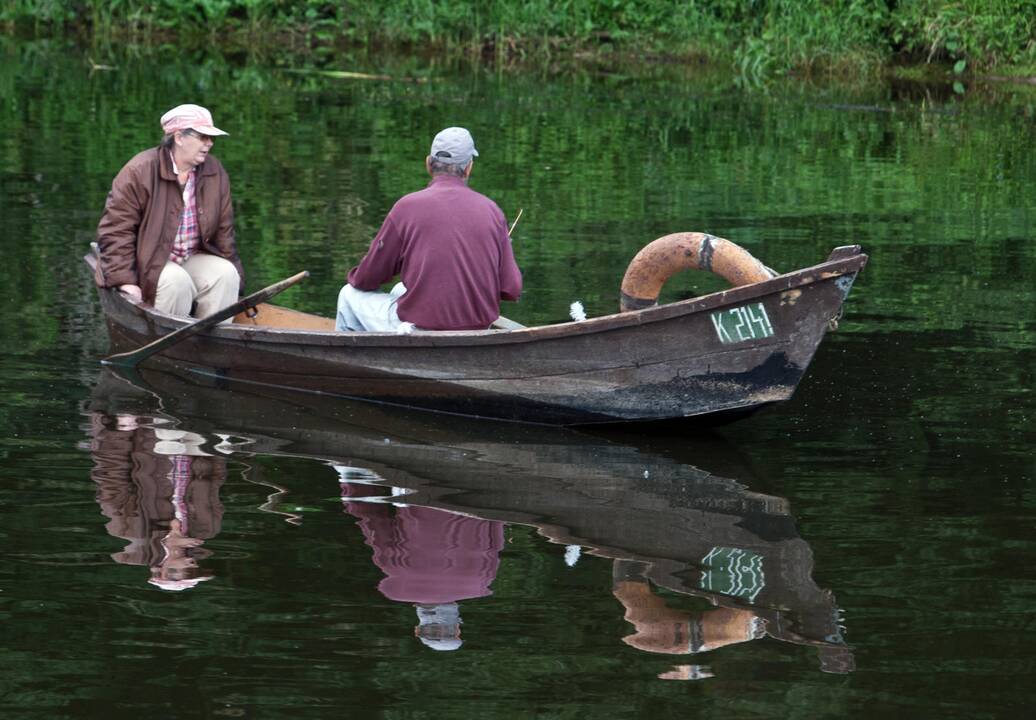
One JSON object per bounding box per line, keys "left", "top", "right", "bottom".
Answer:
{"left": 231, "top": 303, "right": 526, "bottom": 331}
{"left": 232, "top": 303, "right": 336, "bottom": 331}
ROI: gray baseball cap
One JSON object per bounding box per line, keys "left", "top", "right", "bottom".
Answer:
{"left": 429, "top": 127, "right": 479, "bottom": 166}
{"left": 415, "top": 602, "right": 463, "bottom": 651}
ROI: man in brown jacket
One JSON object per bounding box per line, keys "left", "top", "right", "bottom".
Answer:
{"left": 95, "top": 104, "right": 244, "bottom": 319}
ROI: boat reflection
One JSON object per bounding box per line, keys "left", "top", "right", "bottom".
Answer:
{"left": 86, "top": 366, "right": 852, "bottom": 673}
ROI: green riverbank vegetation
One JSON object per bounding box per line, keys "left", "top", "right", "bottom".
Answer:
{"left": 3, "top": 1, "right": 1036, "bottom": 78}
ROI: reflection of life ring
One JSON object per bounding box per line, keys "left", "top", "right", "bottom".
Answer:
{"left": 620, "top": 232, "right": 775, "bottom": 312}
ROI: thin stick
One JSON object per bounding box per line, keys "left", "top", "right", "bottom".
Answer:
{"left": 509, "top": 208, "right": 524, "bottom": 236}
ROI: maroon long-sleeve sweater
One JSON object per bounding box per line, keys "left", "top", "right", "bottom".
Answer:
{"left": 347, "top": 175, "right": 522, "bottom": 330}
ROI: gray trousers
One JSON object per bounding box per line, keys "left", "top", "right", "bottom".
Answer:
{"left": 335, "top": 282, "right": 408, "bottom": 332}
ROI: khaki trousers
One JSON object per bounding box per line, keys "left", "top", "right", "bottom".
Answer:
{"left": 155, "top": 253, "right": 240, "bottom": 322}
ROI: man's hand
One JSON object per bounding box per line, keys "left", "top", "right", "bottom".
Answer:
{"left": 118, "top": 284, "right": 143, "bottom": 302}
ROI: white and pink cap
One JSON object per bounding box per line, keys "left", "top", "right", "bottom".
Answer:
{"left": 160, "top": 104, "right": 229, "bottom": 137}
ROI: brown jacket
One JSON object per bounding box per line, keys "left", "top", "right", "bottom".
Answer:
{"left": 95, "top": 146, "right": 245, "bottom": 303}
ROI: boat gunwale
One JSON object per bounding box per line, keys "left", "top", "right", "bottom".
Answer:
{"left": 86, "top": 250, "right": 867, "bottom": 350}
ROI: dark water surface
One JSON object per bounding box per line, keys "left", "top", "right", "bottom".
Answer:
{"left": 2, "top": 40, "right": 1035, "bottom": 718}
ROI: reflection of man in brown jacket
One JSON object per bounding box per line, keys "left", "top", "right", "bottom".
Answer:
{"left": 95, "top": 104, "right": 244, "bottom": 319}
{"left": 89, "top": 412, "right": 225, "bottom": 591}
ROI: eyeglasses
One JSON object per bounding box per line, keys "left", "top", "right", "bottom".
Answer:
{"left": 181, "top": 129, "right": 215, "bottom": 143}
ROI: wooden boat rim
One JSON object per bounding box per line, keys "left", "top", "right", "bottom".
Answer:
{"left": 85, "top": 248, "right": 866, "bottom": 349}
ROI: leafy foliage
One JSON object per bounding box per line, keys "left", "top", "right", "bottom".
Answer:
{"left": 2, "top": 1, "right": 1036, "bottom": 75}
{"left": 891, "top": 0, "right": 1036, "bottom": 70}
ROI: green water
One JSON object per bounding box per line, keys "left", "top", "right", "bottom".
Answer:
{"left": 1, "top": 39, "right": 1035, "bottom": 718}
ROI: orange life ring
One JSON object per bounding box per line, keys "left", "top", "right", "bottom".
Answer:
{"left": 619, "top": 232, "right": 774, "bottom": 312}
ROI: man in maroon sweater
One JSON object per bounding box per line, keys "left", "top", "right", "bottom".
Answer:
{"left": 336, "top": 127, "right": 522, "bottom": 332}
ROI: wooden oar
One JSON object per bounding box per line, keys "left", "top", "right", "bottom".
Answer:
{"left": 103, "top": 270, "right": 310, "bottom": 368}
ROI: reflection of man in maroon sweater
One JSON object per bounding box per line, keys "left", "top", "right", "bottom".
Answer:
{"left": 340, "top": 478, "right": 505, "bottom": 650}
{"left": 336, "top": 127, "right": 522, "bottom": 332}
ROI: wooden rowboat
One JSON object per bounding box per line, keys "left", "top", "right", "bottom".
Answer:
{"left": 84, "top": 242, "right": 867, "bottom": 425}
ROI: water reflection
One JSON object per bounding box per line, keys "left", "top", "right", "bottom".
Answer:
{"left": 614, "top": 558, "right": 763, "bottom": 652}
{"left": 87, "top": 411, "right": 223, "bottom": 591}
{"left": 87, "top": 366, "right": 852, "bottom": 674}
{"left": 337, "top": 469, "right": 504, "bottom": 651}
